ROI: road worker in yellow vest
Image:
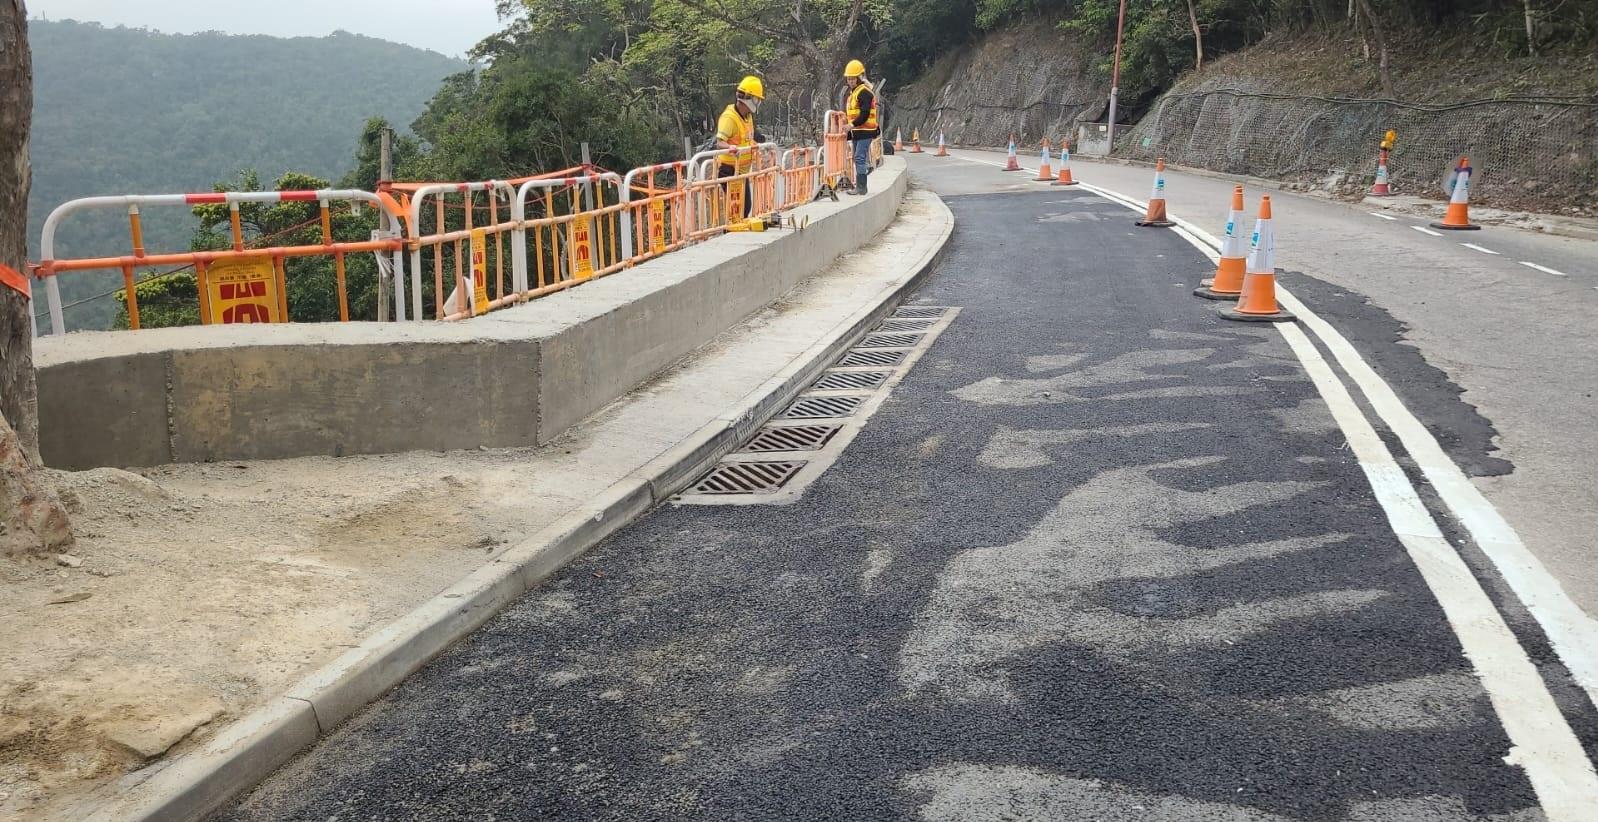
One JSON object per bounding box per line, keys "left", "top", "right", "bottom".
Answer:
{"left": 717, "top": 75, "right": 766, "bottom": 217}
{"left": 843, "top": 59, "right": 879, "bottom": 195}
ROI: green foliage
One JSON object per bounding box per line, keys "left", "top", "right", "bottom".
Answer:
{"left": 29, "top": 21, "right": 467, "bottom": 329}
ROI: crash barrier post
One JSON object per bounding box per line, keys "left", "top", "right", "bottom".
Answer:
{"left": 32, "top": 190, "right": 407, "bottom": 335}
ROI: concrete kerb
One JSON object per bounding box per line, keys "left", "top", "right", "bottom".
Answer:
{"left": 84, "top": 185, "right": 956, "bottom": 822}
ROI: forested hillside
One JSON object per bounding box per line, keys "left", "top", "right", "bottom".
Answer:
{"left": 28, "top": 21, "right": 468, "bottom": 328}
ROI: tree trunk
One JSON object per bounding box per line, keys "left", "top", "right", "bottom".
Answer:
{"left": 1524, "top": 0, "right": 1538, "bottom": 57}
{"left": 1, "top": 0, "right": 74, "bottom": 560}
{"left": 1356, "top": 0, "right": 1394, "bottom": 98}
{"left": 1187, "top": 0, "right": 1204, "bottom": 70}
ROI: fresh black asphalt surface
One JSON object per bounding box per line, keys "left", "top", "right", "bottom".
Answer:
{"left": 218, "top": 161, "right": 1591, "bottom": 821}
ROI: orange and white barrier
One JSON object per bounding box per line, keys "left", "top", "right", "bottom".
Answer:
{"left": 1195, "top": 185, "right": 1247, "bottom": 300}
{"left": 1223, "top": 195, "right": 1294, "bottom": 323}
{"left": 1051, "top": 143, "right": 1077, "bottom": 186}
{"left": 1004, "top": 136, "right": 1022, "bottom": 172}
{"left": 1034, "top": 140, "right": 1054, "bottom": 182}
{"left": 34, "top": 189, "right": 407, "bottom": 334}
{"left": 935, "top": 133, "right": 948, "bottom": 157}
{"left": 1431, "top": 157, "right": 1481, "bottom": 231}
{"left": 1135, "top": 158, "right": 1174, "bottom": 227}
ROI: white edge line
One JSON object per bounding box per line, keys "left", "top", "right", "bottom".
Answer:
{"left": 1063, "top": 172, "right": 1598, "bottom": 818}
{"left": 1370, "top": 212, "right": 1399, "bottom": 221}
{"left": 1462, "top": 243, "right": 1501, "bottom": 255}
{"left": 1413, "top": 225, "right": 1444, "bottom": 237}
{"left": 1519, "top": 261, "right": 1569, "bottom": 277}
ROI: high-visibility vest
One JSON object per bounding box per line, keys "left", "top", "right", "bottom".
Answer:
{"left": 717, "top": 104, "right": 756, "bottom": 170}
{"left": 847, "top": 83, "right": 878, "bottom": 133}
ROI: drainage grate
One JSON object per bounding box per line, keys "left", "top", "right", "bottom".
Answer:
{"left": 838, "top": 349, "right": 908, "bottom": 367}
{"left": 690, "top": 461, "right": 806, "bottom": 495}
{"left": 782, "top": 395, "right": 866, "bottom": 419}
{"left": 813, "top": 370, "right": 892, "bottom": 391}
{"left": 879, "top": 318, "right": 934, "bottom": 333}
{"left": 857, "top": 333, "right": 924, "bottom": 349}
{"left": 894, "top": 306, "right": 948, "bottom": 318}
{"left": 741, "top": 424, "right": 842, "bottom": 453}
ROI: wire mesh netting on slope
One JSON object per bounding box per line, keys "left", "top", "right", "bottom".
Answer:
{"left": 1119, "top": 89, "right": 1598, "bottom": 213}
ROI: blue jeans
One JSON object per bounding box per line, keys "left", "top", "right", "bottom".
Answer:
{"left": 852, "top": 138, "right": 872, "bottom": 183}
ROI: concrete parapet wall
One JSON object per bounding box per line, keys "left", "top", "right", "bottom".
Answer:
{"left": 36, "top": 158, "right": 908, "bottom": 470}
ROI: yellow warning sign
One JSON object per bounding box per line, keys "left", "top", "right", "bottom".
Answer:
{"left": 648, "top": 199, "right": 667, "bottom": 255}
{"left": 727, "top": 180, "right": 746, "bottom": 224}
{"left": 470, "top": 229, "right": 490, "bottom": 315}
{"left": 571, "top": 216, "right": 595, "bottom": 279}
{"left": 206, "top": 256, "right": 280, "bottom": 325}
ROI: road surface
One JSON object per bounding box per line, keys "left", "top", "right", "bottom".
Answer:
{"left": 217, "top": 153, "right": 1598, "bottom": 821}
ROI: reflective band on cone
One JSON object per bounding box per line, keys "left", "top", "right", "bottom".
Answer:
{"left": 1136, "top": 158, "right": 1175, "bottom": 227}
{"left": 1052, "top": 144, "right": 1077, "bottom": 186}
{"left": 1195, "top": 185, "right": 1248, "bottom": 300}
{"left": 1004, "top": 136, "right": 1023, "bottom": 171}
{"left": 1224, "top": 195, "right": 1295, "bottom": 323}
{"left": 1431, "top": 156, "right": 1481, "bottom": 230}
{"left": 1034, "top": 140, "right": 1054, "bottom": 182}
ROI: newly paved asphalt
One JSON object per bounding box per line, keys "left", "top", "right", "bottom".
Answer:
{"left": 218, "top": 160, "right": 1596, "bottom": 821}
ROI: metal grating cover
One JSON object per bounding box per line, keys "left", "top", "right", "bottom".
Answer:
{"left": 893, "top": 306, "right": 948, "bottom": 318}
{"left": 879, "top": 318, "right": 935, "bottom": 333}
{"left": 857, "top": 333, "right": 924, "bottom": 349}
{"left": 690, "top": 461, "right": 807, "bottom": 494}
{"left": 781, "top": 395, "right": 866, "bottom": 419}
{"left": 813, "top": 370, "right": 892, "bottom": 391}
{"left": 741, "top": 424, "right": 843, "bottom": 453}
{"left": 838, "top": 349, "right": 908, "bottom": 367}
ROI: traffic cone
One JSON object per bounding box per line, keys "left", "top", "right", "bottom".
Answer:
{"left": 935, "top": 132, "right": 949, "bottom": 157}
{"left": 894, "top": 130, "right": 903, "bottom": 152}
{"left": 1135, "top": 158, "right": 1174, "bottom": 227}
{"left": 1052, "top": 143, "right": 1077, "bottom": 186}
{"left": 1034, "top": 139, "right": 1054, "bottom": 182}
{"left": 1431, "top": 156, "right": 1481, "bottom": 231}
{"left": 910, "top": 130, "right": 923, "bottom": 154}
{"left": 1370, "top": 148, "right": 1393, "bottom": 196}
{"left": 1223, "top": 195, "right": 1295, "bottom": 323}
{"left": 1195, "top": 185, "right": 1248, "bottom": 300}
{"left": 1004, "top": 136, "right": 1022, "bottom": 171}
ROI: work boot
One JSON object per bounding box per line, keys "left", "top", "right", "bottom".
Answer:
{"left": 849, "top": 173, "right": 868, "bottom": 196}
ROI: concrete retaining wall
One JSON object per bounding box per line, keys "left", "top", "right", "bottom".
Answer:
{"left": 35, "top": 159, "right": 908, "bottom": 470}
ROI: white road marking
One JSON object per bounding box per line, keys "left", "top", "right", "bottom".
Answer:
{"left": 1370, "top": 212, "right": 1398, "bottom": 221}
{"left": 1055, "top": 171, "right": 1598, "bottom": 820}
{"left": 1520, "top": 261, "right": 1569, "bottom": 277}
{"left": 1412, "top": 225, "right": 1444, "bottom": 237}
{"left": 1461, "top": 243, "right": 1500, "bottom": 255}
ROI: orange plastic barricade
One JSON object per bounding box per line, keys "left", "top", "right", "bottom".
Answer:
{"left": 619, "top": 161, "right": 692, "bottom": 267}
{"left": 33, "top": 189, "right": 406, "bottom": 334}
{"left": 823, "top": 111, "right": 853, "bottom": 188}
{"left": 684, "top": 144, "right": 781, "bottom": 239}
{"left": 401, "top": 179, "right": 523, "bottom": 321}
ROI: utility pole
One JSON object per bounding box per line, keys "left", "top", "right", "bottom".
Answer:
{"left": 377, "top": 127, "right": 393, "bottom": 322}
{"left": 1105, "top": 0, "right": 1129, "bottom": 153}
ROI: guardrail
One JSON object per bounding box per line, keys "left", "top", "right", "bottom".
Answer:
{"left": 32, "top": 134, "right": 846, "bottom": 334}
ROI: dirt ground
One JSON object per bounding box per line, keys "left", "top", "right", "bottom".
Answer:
{"left": 0, "top": 444, "right": 574, "bottom": 820}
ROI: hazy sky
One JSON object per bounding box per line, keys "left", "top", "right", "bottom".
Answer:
{"left": 30, "top": 0, "right": 505, "bottom": 58}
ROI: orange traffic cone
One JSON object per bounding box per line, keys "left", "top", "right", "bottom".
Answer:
{"left": 910, "top": 130, "right": 923, "bottom": 154}
{"left": 894, "top": 130, "right": 903, "bottom": 152}
{"left": 1135, "top": 158, "right": 1174, "bottom": 227}
{"left": 1004, "top": 136, "right": 1022, "bottom": 171}
{"left": 1223, "top": 195, "right": 1295, "bottom": 323}
{"left": 1431, "top": 156, "right": 1480, "bottom": 231}
{"left": 1195, "top": 185, "right": 1247, "bottom": 300}
{"left": 1034, "top": 139, "right": 1054, "bottom": 182}
{"left": 1052, "top": 142, "right": 1077, "bottom": 186}
{"left": 1370, "top": 148, "right": 1393, "bottom": 196}
{"left": 935, "top": 132, "right": 949, "bottom": 157}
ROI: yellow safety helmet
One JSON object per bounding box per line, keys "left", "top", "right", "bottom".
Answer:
{"left": 737, "top": 75, "right": 765, "bottom": 100}
{"left": 844, "top": 59, "right": 867, "bottom": 79}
